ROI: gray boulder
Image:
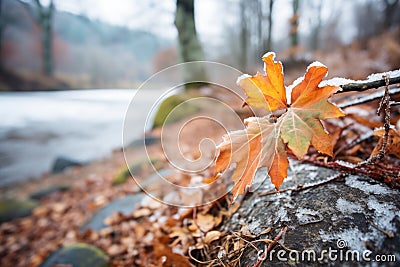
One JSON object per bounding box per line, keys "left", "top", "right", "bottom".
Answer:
{"left": 221, "top": 163, "right": 400, "bottom": 266}
{"left": 81, "top": 194, "right": 144, "bottom": 231}
{"left": 39, "top": 243, "right": 108, "bottom": 267}
{"left": 52, "top": 156, "right": 84, "bottom": 173}
{"left": 0, "top": 198, "right": 39, "bottom": 223}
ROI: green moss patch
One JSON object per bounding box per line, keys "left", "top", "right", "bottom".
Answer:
{"left": 112, "top": 158, "right": 163, "bottom": 186}
{"left": 0, "top": 198, "right": 39, "bottom": 223}
{"left": 152, "top": 94, "right": 199, "bottom": 128}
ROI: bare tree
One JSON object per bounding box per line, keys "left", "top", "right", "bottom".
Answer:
{"left": 356, "top": 1, "right": 381, "bottom": 47}
{"left": 20, "top": 0, "right": 55, "bottom": 76}
{"left": 174, "top": 0, "right": 206, "bottom": 87}
{"left": 0, "top": 0, "right": 3, "bottom": 69}
{"left": 33, "top": 0, "right": 54, "bottom": 76}
{"left": 265, "top": 0, "right": 274, "bottom": 52}
{"left": 289, "top": 0, "right": 299, "bottom": 57}
{"left": 239, "top": 0, "right": 248, "bottom": 71}
{"left": 382, "top": 0, "right": 399, "bottom": 29}
{"left": 309, "top": 0, "right": 322, "bottom": 50}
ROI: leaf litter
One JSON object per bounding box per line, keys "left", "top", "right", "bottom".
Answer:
{"left": 1, "top": 48, "right": 400, "bottom": 266}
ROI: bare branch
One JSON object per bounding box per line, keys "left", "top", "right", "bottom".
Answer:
{"left": 338, "top": 87, "right": 400, "bottom": 109}
{"left": 338, "top": 75, "right": 400, "bottom": 93}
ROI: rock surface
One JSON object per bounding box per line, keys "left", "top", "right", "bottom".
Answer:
{"left": 0, "top": 198, "right": 39, "bottom": 222}
{"left": 29, "top": 184, "right": 71, "bottom": 200}
{"left": 128, "top": 136, "right": 160, "bottom": 148}
{"left": 81, "top": 194, "right": 144, "bottom": 231}
{"left": 39, "top": 243, "right": 108, "bottom": 267}
{"left": 223, "top": 163, "right": 400, "bottom": 266}
{"left": 52, "top": 156, "right": 84, "bottom": 173}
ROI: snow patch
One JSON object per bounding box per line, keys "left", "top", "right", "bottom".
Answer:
{"left": 321, "top": 195, "right": 400, "bottom": 252}
{"left": 368, "top": 197, "right": 400, "bottom": 233}
{"left": 319, "top": 228, "right": 371, "bottom": 252}
{"left": 274, "top": 207, "right": 290, "bottom": 224}
{"left": 335, "top": 160, "right": 356, "bottom": 168}
{"left": 320, "top": 77, "right": 358, "bottom": 87}
{"left": 320, "top": 69, "right": 400, "bottom": 88}
{"left": 345, "top": 176, "right": 393, "bottom": 195}
{"left": 367, "top": 69, "right": 400, "bottom": 81}
{"left": 373, "top": 124, "right": 396, "bottom": 132}
{"left": 307, "top": 61, "right": 327, "bottom": 70}
{"left": 336, "top": 198, "right": 363, "bottom": 214}
{"left": 295, "top": 208, "right": 323, "bottom": 225}
{"left": 248, "top": 220, "right": 261, "bottom": 234}
{"left": 262, "top": 51, "right": 276, "bottom": 59}
{"left": 307, "top": 171, "right": 319, "bottom": 181}
{"left": 286, "top": 76, "right": 304, "bottom": 104}
{"left": 292, "top": 163, "right": 319, "bottom": 172}
{"left": 236, "top": 74, "right": 252, "bottom": 85}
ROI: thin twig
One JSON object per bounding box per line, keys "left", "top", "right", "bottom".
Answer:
{"left": 338, "top": 87, "right": 400, "bottom": 109}
{"left": 338, "top": 75, "right": 400, "bottom": 93}
{"left": 252, "top": 226, "right": 288, "bottom": 267}
{"left": 230, "top": 231, "right": 260, "bottom": 252}
{"left": 256, "top": 172, "right": 347, "bottom": 197}
{"left": 357, "top": 74, "right": 392, "bottom": 166}
{"left": 369, "top": 220, "right": 394, "bottom": 238}
{"left": 379, "top": 74, "right": 392, "bottom": 157}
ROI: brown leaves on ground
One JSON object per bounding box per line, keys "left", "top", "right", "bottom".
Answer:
{"left": 216, "top": 52, "right": 344, "bottom": 201}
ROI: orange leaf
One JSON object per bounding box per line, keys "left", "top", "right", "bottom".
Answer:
{"left": 215, "top": 53, "right": 345, "bottom": 201}
{"left": 217, "top": 118, "right": 263, "bottom": 200}
{"left": 371, "top": 128, "right": 400, "bottom": 158}
{"left": 237, "top": 52, "right": 287, "bottom": 112}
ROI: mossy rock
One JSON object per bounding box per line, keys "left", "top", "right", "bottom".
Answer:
{"left": 112, "top": 166, "right": 131, "bottom": 186}
{"left": 152, "top": 94, "right": 199, "bottom": 128}
{"left": 0, "top": 198, "right": 39, "bottom": 223}
{"left": 112, "top": 158, "right": 163, "bottom": 186}
{"left": 39, "top": 243, "right": 108, "bottom": 267}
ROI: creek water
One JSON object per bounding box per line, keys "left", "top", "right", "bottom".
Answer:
{"left": 0, "top": 89, "right": 162, "bottom": 186}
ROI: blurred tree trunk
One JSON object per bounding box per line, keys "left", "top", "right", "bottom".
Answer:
{"left": 255, "top": 0, "right": 262, "bottom": 54}
{"left": 310, "top": 0, "right": 322, "bottom": 50}
{"left": 289, "top": 0, "right": 299, "bottom": 58}
{"left": 0, "top": 0, "right": 3, "bottom": 69}
{"left": 34, "top": 0, "right": 54, "bottom": 77}
{"left": 265, "top": 0, "right": 274, "bottom": 52}
{"left": 239, "top": 0, "right": 248, "bottom": 71}
{"left": 382, "top": 0, "right": 399, "bottom": 29}
{"left": 174, "top": 0, "right": 206, "bottom": 89}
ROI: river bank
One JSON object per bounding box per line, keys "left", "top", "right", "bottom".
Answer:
{"left": 0, "top": 88, "right": 167, "bottom": 186}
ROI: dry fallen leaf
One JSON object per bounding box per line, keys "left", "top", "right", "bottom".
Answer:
{"left": 204, "top": 230, "right": 223, "bottom": 244}
{"left": 132, "top": 208, "right": 152, "bottom": 218}
{"left": 371, "top": 127, "right": 400, "bottom": 158}
{"left": 196, "top": 213, "right": 216, "bottom": 232}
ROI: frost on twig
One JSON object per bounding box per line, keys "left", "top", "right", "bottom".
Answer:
{"left": 320, "top": 69, "right": 400, "bottom": 93}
